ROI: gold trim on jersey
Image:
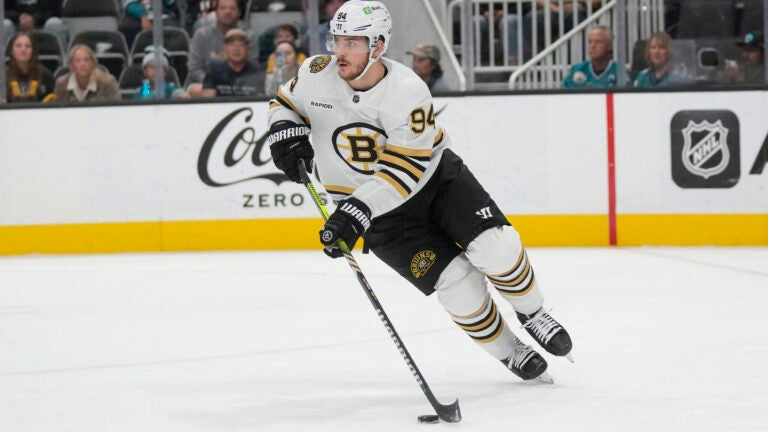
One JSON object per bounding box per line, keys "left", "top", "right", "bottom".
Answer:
{"left": 374, "top": 170, "right": 410, "bottom": 198}
{"left": 384, "top": 143, "right": 432, "bottom": 160}
{"left": 433, "top": 128, "right": 445, "bottom": 147}
{"left": 379, "top": 151, "right": 425, "bottom": 181}
{"left": 275, "top": 86, "right": 310, "bottom": 126}
{"left": 323, "top": 184, "right": 355, "bottom": 196}
{"left": 309, "top": 55, "right": 332, "bottom": 73}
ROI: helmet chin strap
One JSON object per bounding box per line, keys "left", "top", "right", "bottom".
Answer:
{"left": 352, "top": 39, "right": 382, "bottom": 81}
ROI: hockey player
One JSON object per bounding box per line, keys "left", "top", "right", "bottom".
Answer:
{"left": 266, "top": 0, "right": 572, "bottom": 382}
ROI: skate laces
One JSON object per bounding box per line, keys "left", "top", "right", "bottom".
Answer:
{"left": 522, "top": 309, "right": 562, "bottom": 344}
{"left": 507, "top": 339, "right": 535, "bottom": 370}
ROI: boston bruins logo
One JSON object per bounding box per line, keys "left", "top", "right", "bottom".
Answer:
{"left": 309, "top": 55, "right": 331, "bottom": 73}
{"left": 411, "top": 250, "right": 437, "bottom": 279}
{"left": 331, "top": 123, "right": 388, "bottom": 174}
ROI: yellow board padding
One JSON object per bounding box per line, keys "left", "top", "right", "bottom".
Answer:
{"left": 507, "top": 214, "right": 609, "bottom": 247}
{"left": 617, "top": 214, "right": 768, "bottom": 246}
{"left": 0, "top": 213, "right": 765, "bottom": 256}
{"left": 0, "top": 219, "right": 324, "bottom": 255}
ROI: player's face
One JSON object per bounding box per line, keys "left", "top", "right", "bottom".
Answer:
{"left": 648, "top": 37, "right": 669, "bottom": 68}
{"left": 331, "top": 36, "right": 371, "bottom": 81}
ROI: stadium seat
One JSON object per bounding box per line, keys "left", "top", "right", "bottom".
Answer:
{"left": 62, "top": 0, "right": 121, "bottom": 40}
{"left": 30, "top": 30, "right": 65, "bottom": 72}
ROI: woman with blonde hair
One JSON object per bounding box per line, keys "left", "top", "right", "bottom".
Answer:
{"left": 53, "top": 44, "right": 121, "bottom": 101}
{"left": 634, "top": 31, "right": 686, "bottom": 87}
{"left": 5, "top": 31, "right": 56, "bottom": 103}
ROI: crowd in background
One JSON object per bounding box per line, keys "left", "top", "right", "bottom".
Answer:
{"left": 2, "top": 0, "right": 766, "bottom": 104}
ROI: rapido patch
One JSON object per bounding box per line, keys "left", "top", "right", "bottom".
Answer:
{"left": 310, "top": 55, "right": 331, "bottom": 73}
{"left": 410, "top": 250, "right": 437, "bottom": 279}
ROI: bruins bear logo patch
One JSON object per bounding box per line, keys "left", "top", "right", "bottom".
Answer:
{"left": 410, "top": 250, "right": 437, "bottom": 279}
{"left": 309, "top": 55, "right": 332, "bottom": 73}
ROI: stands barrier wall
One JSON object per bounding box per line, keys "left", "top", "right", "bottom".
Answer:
{"left": 0, "top": 90, "right": 766, "bottom": 255}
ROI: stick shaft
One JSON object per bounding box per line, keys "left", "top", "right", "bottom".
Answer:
{"left": 296, "top": 160, "right": 460, "bottom": 422}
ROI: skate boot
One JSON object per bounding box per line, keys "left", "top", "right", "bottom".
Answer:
{"left": 501, "top": 337, "right": 551, "bottom": 383}
{"left": 517, "top": 308, "right": 573, "bottom": 359}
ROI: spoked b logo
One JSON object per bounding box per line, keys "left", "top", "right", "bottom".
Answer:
{"left": 670, "top": 110, "right": 740, "bottom": 188}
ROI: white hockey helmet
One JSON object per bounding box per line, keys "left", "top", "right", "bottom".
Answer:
{"left": 328, "top": 0, "right": 392, "bottom": 57}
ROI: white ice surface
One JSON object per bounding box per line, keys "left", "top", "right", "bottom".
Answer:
{"left": 1, "top": 247, "right": 767, "bottom": 432}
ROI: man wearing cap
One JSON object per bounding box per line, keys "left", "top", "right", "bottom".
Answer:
{"left": 187, "top": 0, "right": 259, "bottom": 85}
{"left": 407, "top": 42, "right": 450, "bottom": 93}
{"left": 722, "top": 31, "right": 765, "bottom": 85}
{"left": 194, "top": 28, "right": 265, "bottom": 97}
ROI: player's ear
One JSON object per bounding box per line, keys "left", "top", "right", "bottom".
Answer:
{"left": 373, "top": 37, "right": 385, "bottom": 58}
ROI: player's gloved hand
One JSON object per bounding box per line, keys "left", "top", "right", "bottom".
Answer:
{"left": 319, "top": 197, "right": 371, "bottom": 258}
{"left": 268, "top": 120, "right": 313, "bottom": 183}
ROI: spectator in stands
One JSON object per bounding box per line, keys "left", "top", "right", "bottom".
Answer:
{"left": 633, "top": 31, "right": 687, "bottom": 87}
{"left": 54, "top": 44, "right": 121, "bottom": 102}
{"left": 193, "top": 28, "right": 264, "bottom": 97}
{"left": 4, "top": 31, "right": 55, "bottom": 103}
{"left": 562, "top": 26, "right": 617, "bottom": 88}
{"left": 264, "top": 40, "right": 300, "bottom": 96}
{"left": 184, "top": 0, "right": 217, "bottom": 35}
{"left": 134, "top": 48, "right": 185, "bottom": 99}
{"left": 264, "top": 24, "right": 307, "bottom": 77}
{"left": 407, "top": 42, "right": 450, "bottom": 93}
{"left": 2, "top": 0, "right": 67, "bottom": 47}
{"left": 120, "top": 0, "right": 182, "bottom": 47}
{"left": 301, "top": 0, "right": 347, "bottom": 55}
{"left": 187, "top": 0, "right": 258, "bottom": 86}
{"left": 721, "top": 31, "right": 765, "bottom": 85}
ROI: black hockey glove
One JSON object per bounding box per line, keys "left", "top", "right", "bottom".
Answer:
{"left": 268, "top": 120, "right": 313, "bottom": 183}
{"left": 319, "top": 197, "right": 372, "bottom": 258}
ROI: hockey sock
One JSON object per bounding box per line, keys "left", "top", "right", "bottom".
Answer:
{"left": 465, "top": 225, "right": 544, "bottom": 315}
{"left": 435, "top": 254, "right": 518, "bottom": 360}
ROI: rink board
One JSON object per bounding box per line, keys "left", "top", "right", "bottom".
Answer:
{"left": 0, "top": 90, "right": 766, "bottom": 255}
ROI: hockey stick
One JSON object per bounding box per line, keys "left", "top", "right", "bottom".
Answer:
{"left": 297, "top": 159, "right": 461, "bottom": 423}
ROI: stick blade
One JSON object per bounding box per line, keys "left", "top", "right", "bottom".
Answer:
{"left": 435, "top": 398, "right": 461, "bottom": 423}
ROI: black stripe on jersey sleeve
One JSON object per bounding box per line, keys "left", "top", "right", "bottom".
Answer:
{"left": 377, "top": 168, "right": 412, "bottom": 195}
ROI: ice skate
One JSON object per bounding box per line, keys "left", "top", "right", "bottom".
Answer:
{"left": 501, "top": 337, "right": 552, "bottom": 383}
{"left": 517, "top": 308, "right": 573, "bottom": 361}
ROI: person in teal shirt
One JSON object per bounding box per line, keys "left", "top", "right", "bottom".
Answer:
{"left": 633, "top": 31, "right": 688, "bottom": 87}
{"left": 133, "top": 49, "right": 184, "bottom": 99}
{"left": 562, "top": 26, "right": 617, "bottom": 88}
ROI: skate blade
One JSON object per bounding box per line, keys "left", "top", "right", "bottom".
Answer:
{"left": 533, "top": 371, "right": 554, "bottom": 384}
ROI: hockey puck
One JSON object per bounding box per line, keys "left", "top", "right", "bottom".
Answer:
{"left": 417, "top": 414, "right": 440, "bottom": 424}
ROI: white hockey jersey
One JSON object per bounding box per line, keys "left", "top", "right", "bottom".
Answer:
{"left": 267, "top": 55, "right": 449, "bottom": 219}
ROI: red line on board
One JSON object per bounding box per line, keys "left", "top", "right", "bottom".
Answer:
{"left": 606, "top": 93, "right": 617, "bottom": 246}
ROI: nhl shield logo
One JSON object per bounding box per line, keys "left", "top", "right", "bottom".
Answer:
{"left": 681, "top": 120, "right": 729, "bottom": 179}
{"left": 670, "top": 110, "right": 740, "bottom": 188}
